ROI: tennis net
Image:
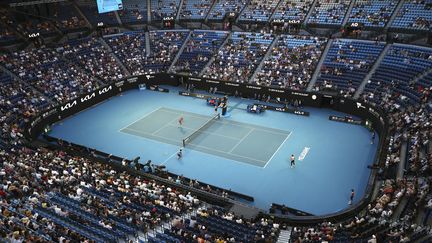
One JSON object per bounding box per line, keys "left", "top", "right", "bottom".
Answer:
{"left": 182, "top": 113, "right": 220, "bottom": 147}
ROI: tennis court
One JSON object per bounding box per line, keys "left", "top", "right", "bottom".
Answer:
{"left": 120, "top": 107, "right": 291, "bottom": 167}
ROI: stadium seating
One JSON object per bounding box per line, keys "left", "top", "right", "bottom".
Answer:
{"left": 147, "top": 30, "right": 189, "bottom": 73}
{"left": 58, "top": 37, "right": 126, "bottom": 82}
{"left": 254, "top": 35, "right": 327, "bottom": 89}
{"left": 173, "top": 30, "right": 229, "bottom": 75}
{"left": 271, "top": 0, "right": 313, "bottom": 22}
{"left": 238, "top": 0, "right": 280, "bottom": 22}
{"left": 51, "top": 1, "right": 88, "bottom": 32}
{"left": 117, "top": 0, "right": 148, "bottom": 24}
{"left": 348, "top": 0, "right": 398, "bottom": 27}
{"left": 179, "top": 0, "right": 214, "bottom": 20}
{"left": 1, "top": 48, "right": 99, "bottom": 103}
{"left": 364, "top": 44, "right": 432, "bottom": 106}
{"left": 316, "top": 39, "right": 386, "bottom": 95}
{"left": 151, "top": 0, "right": 181, "bottom": 20}
{"left": 202, "top": 31, "right": 274, "bottom": 82}
{"left": 105, "top": 31, "right": 148, "bottom": 75}
{"left": 392, "top": 0, "right": 432, "bottom": 31}
{"left": 307, "top": 0, "right": 351, "bottom": 25}
{"left": 207, "top": 0, "right": 248, "bottom": 20}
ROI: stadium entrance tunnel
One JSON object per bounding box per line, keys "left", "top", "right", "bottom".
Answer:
{"left": 26, "top": 73, "right": 389, "bottom": 224}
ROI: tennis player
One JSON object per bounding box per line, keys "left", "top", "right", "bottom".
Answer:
{"left": 177, "top": 149, "right": 183, "bottom": 159}
{"left": 178, "top": 116, "right": 184, "bottom": 127}
{"left": 290, "top": 154, "right": 295, "bottom": 168}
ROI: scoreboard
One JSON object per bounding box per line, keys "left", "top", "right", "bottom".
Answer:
{"left": 96, "top": 0, "right": 123, "bottom": 14}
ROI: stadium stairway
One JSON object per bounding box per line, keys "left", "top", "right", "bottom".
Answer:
{"left": 269, "top": 0, "right": 285, "bottom": 21}
{"left": 384, "top": 0, "right": 405, "bottom": 31}
{"left": 176, "top": 0, "right": 185, "bottom": 20}
{"left": 354, "top": 43, "right": 391, "bottom": 98}
{"left": 199, "top": 32, "right": 232, "bottom": 77}
{"left": 303, "top": 0, "right": 319, "bottom": 26}
{"left": 249, "top": 35, "right": 280, "bottom": 83}
{"left": 114, "top": 11, "right": 123, "bottom": 26}
{"left": 145, "top": 32, "right": 151, "bottom": 56}
{"left": 276, "top": 228, "right": 292, "bottom": 243}
{"left": 341, "top": 0, "right": 356, "bottom": 27}
{"left": 98, "top": 37, "right": 132, "bottom": 76}
{"left": 397, "top": 140, "right": 408, "bottom": 180}
{"left": 306, "top": 39, "right": 333, "bottom": 91}
{"left": 72, "top": 1, "right": 93, "bottom": 30}
{"left": 411, "top": 66, "right": 432, "bottom": 86}
{"left": 204, "top": 0, "right": 219, "bottom": 22}
{"left": 168, "top": 31, "right": 192, "bottom": 73}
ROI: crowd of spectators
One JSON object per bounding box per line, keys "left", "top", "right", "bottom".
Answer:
{"left": 202, "top": 31, "right": 274, "bottom": 82}
{"left": 239, "top": 0, "right": 280, "bottom": 22}
{"left": 173, "top": 30, "right": 229, "bottom": 76}
{"left": 254, "top": 35, "right": 326, "bottom": 89}
{"left": 348, "top": 0, "right": 397, "bottom": 27}
{"left": 392, "top": 0, "right": 432, "bottom": 30}
{"left": 148, "top": 30, "right": 189, "bottom": 74}
{"left": 308, "top": 0, "right": 351, "bottom": 25}
{"left": 1, "top": 47, "right": 100, "bottom": 103}
{"left": 207, "top": 0, "right": 248, "bottom": 20}
{"left": 179, "top": 0, "right": 214, "bottom": 20}
{"left": 315, "top": 39, "right": 386, "bottom": 96}
{"left": 105, "top": 32, "right": 148, "bottom": 76}
{"left": 272, "top": 0, "right": 313, "bottom": 22}
{"left": 58, "top": 37, "right": 126, "bottom": 82}
{"left": 151, "top": 0, "right": 181, "bottom": 20}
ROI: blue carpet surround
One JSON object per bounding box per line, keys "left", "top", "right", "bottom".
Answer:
{"left": 48, "top": 87, "right": 379, "bottom": 215}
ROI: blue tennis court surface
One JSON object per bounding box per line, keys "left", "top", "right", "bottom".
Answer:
{"left": 48, "top": 87, "right": 378, "bottom": 215}
{"left": 120, "top": 107, "right": 291, "bottom": 167}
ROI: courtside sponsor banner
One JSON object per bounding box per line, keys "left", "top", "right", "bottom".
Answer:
{"left": 189, "top": 77, "right": 201, "bottom": 81}
{"left": 246, "top": 85, "right": 261, "bottom": 90}
{"left": 60, "top": 100, "right": 77, "bottom": 111}
{"left": 115, "top": 80, "right": 125, "bottom": 87}
{"left": 329, "top": 115, "right": 363, "bottom": 125}
{"left": 224, "top": 82, "right": 240, "bottom": 87}
{"left": 127, "top": 77, "right": 138, "bottom": 83}
{"left": 268, "top": 88, "right": 284, "bottom": 93}
{"left": 206, "top": 80, "right": 220, "bottom": 84}
{"left": 60, "top": 85, "right": 114, "bottom": 112}
{"left": 291, "top": 91, "right": 309, "bottom": 97}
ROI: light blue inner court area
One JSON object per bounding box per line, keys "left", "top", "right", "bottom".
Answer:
{"left": 48, "top": 87, "right": 378, "bottom": 215}
{"left": 120, "top": 107, "right": 290, "bottom": 167}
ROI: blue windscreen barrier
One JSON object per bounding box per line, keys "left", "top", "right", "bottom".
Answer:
{"left": 96, "top": 0, "right": 123, "bottom": 13}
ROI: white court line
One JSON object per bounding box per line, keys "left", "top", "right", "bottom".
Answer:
{"left": 228, "top": 128, "right": 255, "bottom": 153}
{"left": 118, "top": 107, "right": 164, "bottom": 132}
{"left": 122, "top": 127, "right": 267, "bottom": 165}
{"left": 123, "top": 127, "right": 185, "bottom": 145}
{"left": 160, "top": 150, "right": 179, "bottom": 165}
{"left": 263, "top": 131, "right": 292, "bottom": 169}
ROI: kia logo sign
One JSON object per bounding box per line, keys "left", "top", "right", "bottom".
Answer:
{"left": 98, "top": 85, "right": 112, "bottom": 95}
{"left": 80, "top": 92, "right": 95, "bottom": 102}
{"left": 61, "top": 100, "right": 77, "bottom": 111}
